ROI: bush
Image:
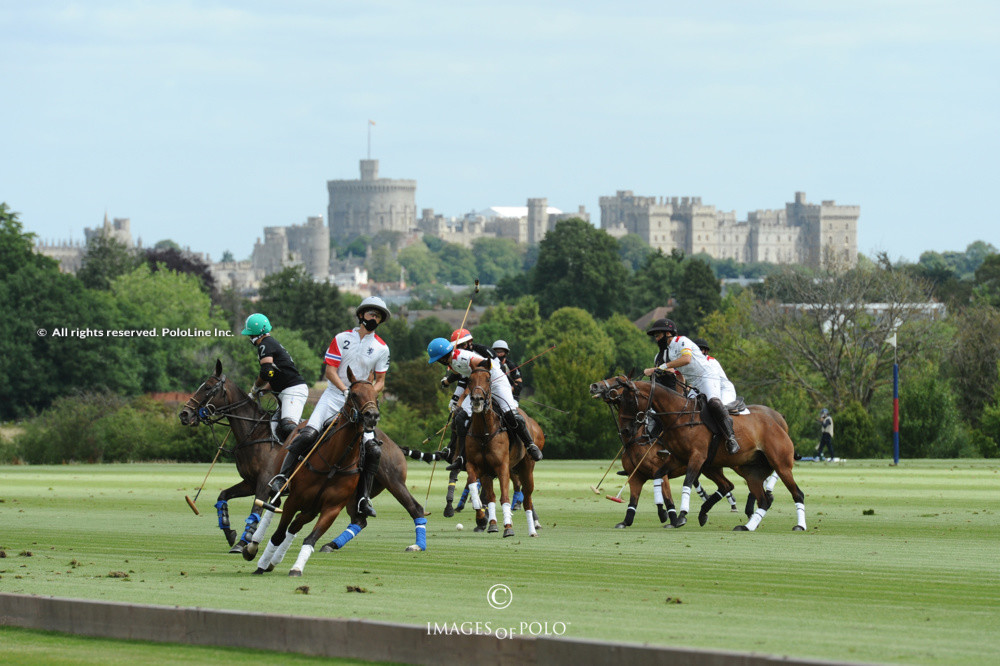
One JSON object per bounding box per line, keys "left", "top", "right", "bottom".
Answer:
{"left": 835, "top": 400, "right": 881, "bottom": 458}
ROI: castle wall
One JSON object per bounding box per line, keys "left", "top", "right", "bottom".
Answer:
{"left": 327, "top": 160, "right": 417, "bottom": 243}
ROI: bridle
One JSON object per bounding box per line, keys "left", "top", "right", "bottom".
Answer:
{"left": 180, "top": 374, "right": 276, "bottom": 452}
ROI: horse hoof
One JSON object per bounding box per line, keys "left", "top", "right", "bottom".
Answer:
{"left": 229, "top": 540, "right": 246, "bottom": 555}
{"left": 487, "top": 523, "right": 499, "bottom": 534}
{"left": 224, "top": 529, "right": 238, "bottom": 547}
{"left": 251, "top": 568, "right": 266, "bottom": 575}
{"left": 503, "top": 528, "right": 515, "bottom": 538}
{"left": 443, "top": 504, "right": 455, "bottom": 518}
{"left": 674, "top": 515, "right": 687, "bottom": 528}
{"left": 662, "top": 522, "right": 676, "bottom": 529}
{"left": 288, "top": 569, "right": 302, "bottom": 577}
{"left": 473, "top": 526, "right": 486, "bottom": 533}
{"left": 319, "top": 544, "right": 336, "bottom": 553}
{"left": 698, "top": 512, "right": 709, "bottom": 527}
{"left": 793, "top": 525, "right": 805, "bottom": 531}
{"left": 530, "top": 533, "right": 538, "bottom": 537}
{"left": 534, "top": 521, "right": 541, "bottom": 530}
{"left": 731, "top": 506, "right": 738, "bottom": 512}
{"left": 614, "top": 522, "right": 628, "bottom": 529}
{"left": 512, "top": 502, "right": 522, "bottom": 511}
{"left": 404, "top": 544, "right": 424, "bottom": 552}
{"left": 242, "top": 542, "right": 258, "bottom": 561}
{"left": 733, "top": 525, "right": 750, "bottom": 531}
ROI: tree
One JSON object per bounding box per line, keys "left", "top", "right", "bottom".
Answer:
{"left": 672, "top": 257, "right": 721, "bottom": 333}
{"left": 973, "top": 254, "right": 1000, "bottom": 307}
{"left": 627, "top": 249, "right": 684, "bottom": 319}
{"left": 435, "top": 242, "right": 476, "bottom": 285}
{"left": 257, "top": 265, "right": 354, "bottom": 352}
{"left": 472, "top": 237, "right": 524, "bottom": 284}
{"left": 947, "top": 304, "right": 1000, "bottom": 424}
{"left": 601, "top": 313, "right": 651, "bottom": 376}
{"left": 530, "top": 219, "right": 628, "bottom": 318}
{"left": 145, "top": 246, "right": 217, "bottom": 295}
{"left": 618, "top": 234, "right": 655, "bottom": 271}
{"left": 368, "top": 245, "right": 402, "bottom": 283}
{"left": 397, "top": 241, "right": 441, "bottom": 285}
{"left": 0, "top": 202, "right": 57, "bottom": 278}
{"left": 220, "top": 250, "right": 235, "bottom": 262}
{"left": 77, "top": 234, "right": 142, "bottom": 290}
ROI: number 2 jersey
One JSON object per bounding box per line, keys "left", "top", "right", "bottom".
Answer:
{"left": 323, "top": 327, "right": 391, "bottom": 388}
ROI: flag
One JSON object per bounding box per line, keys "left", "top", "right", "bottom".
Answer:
{"left": 887, "top": 332, "right": 897, "bottom": 348}
{"left": 369, "top": 119, "right": 376, "bottom": 126}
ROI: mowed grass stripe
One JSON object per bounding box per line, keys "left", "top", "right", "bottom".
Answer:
{"left": 1, "top": 460, "right": 998, "bottom": 665}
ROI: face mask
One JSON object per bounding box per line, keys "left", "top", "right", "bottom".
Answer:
{"left": 362, "top": 318, "right": 379, "bottom": 332}
{"left": 657, "top": 337, "right": 670, "bottom": 351}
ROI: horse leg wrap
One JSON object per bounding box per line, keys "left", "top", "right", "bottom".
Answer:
{"left": 330, "top": 523, "right": 364, "bottom": 550}
{"left": 512, "top": 489, "right": 524, "bottom": 508}
{"left": 256, "top": 538, "right": 278, "bottom": 571}
{"left": 526, "top": 509, "right": 537, "bottom": 537}
{"left": 623, "top": 502, "right": 636, "bottom": 527}
{"left": 456, "top": 484, "right": 470, "bottom": 510}
{"left": 469, "top": 481, "right": 483, "bottom": 510}
{"left": 240, "top": 512, "right": 261, "bottom": 544}
{"left": 795, "top": 502, "right": 806, "bottom": 530}
{"left": 764, "top": 471, "right": 779, "bottom": 493}
{"left": 657, "top": 504, "right": 668, "bottom": 523}
{"left": 252, "top": 510, "right": 275, "bottom": 544}
{"left": 680, "top": 486, "right": 692, "bottom": 515}
{"left": 653, "top": 479, "right": 664, "bottom": 505}
{"left": 501, "top": 502, "right": 512, "bottom": 527}
{"left": 446, "top": 479, "right": 457, "bottom": 505}
{"left": 413, "top": 517, "right": 427, "bottom": 551}
{"left": 487, "top": 502, "right": 497, "bottom": 523}
{"left": 726, "top": 492, "right": 738, "bottom": 509}
{"left": 272, "top": 530, "right": 298, "bottom": 565}
{"left": 215, "top": 500, "right": 230, "bottom": 530}
{"left": 694, "top": 482, "right": 709, "bottom": 501}
{"left": 290, "top": 544, "right": 314, "bottom": 574}
{"left": 745, "top": 507, "right": 767, "bottom": 531}
{"left": 667, "top": 508, "right": 678, "bottom": 525}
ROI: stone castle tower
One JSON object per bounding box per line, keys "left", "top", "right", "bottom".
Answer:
{"left": 327, "top": 159, "right": 417, "bottom": 243}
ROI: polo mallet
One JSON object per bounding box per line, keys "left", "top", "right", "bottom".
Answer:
{"left": 590, "top": 446, "right": 624, "bottom": 495}
{"left": 505, "top": 344, "right": 556, "bottom": 376}
{"left": 422, "top": 410, "right": 455, "bottom": 514}
{"left": 253, "top": 416, "right": 339, "bottom": 514}
{"left": 185, "top": 430, "right": 232, "bottom": 515}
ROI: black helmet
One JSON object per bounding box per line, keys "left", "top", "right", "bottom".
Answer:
{"left": 646, "top": 318, "right": 677, "bottom": 336}
{"left": 692, "top": 338, "right": 710, "bottom": 352}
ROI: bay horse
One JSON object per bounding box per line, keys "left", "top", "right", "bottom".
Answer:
{"left": 180, "top": 361, "right": 429, "bottom": 562}
{"left": 253, "top": 367, "right": 376, "bottom": 577}
{"left": 592, "top": 375, "right": 806, "bottom": 531}
{"left": 463, "top": 366, "right": 542, "bottom": 537}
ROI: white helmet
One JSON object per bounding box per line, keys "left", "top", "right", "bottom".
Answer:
{"left": 492, "top": 339, "right": 509, "bottom": 352}
{"left": 356, "top": 296, "right": 391, "bottom": 321}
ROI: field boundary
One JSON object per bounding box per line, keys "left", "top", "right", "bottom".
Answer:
{"left": 0, "top": 592, "right": 852, "bottom": 665}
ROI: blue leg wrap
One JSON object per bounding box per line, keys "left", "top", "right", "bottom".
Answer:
{"left": 512, "top": 490, "right": 524, "bottom": 506}
{"left": 456, "top": 486, "right": 470, "bottom": 509}
{"left": 414, "top": 517, "right": 427, "bottom": 551}
{"left": 240, "top": 512, "right": 260, "bottom": 543}
{"left": 331, "top": 523, "right": 364, "bottom": 550}
{"left": 215, "top": 500, "right": 230, "bottom": 530}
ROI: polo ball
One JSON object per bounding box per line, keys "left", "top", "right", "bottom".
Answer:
{"left": 456, "top": 523, "right": 464, "bottom": 531}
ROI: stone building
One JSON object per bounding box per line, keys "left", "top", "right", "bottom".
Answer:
{"left": 417, "top": 198, "right": 590, "bottom": 248}
{"left": 599, "top": 191, "right": 859, "bottom": 268}
{"left": 327, "top": 159, "right": 417, "bottom": 244}
{"left": 35, "top": 214, "right": 140, "bottom": 274}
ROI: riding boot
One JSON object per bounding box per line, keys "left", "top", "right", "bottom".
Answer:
{"left": 710, "top": 399, "right": 740, "bottom": 455}
{"left": 269, "top": 426, "right": 317, "bottom": 494}
{"left": 511, "top": 412, "right": 543, "bottom": 461}
{"left": 446, "top": 413, "right": 469, "bottom": 471}
{"left": 276, "top": 418, "right": 297, "bottom": 444}
{"left": 357, "top": 437, "right": 382, "bottom": 518}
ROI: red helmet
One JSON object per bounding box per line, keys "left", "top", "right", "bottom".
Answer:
{"left": 450, "top": 328, "right": 473, "bottom": 346}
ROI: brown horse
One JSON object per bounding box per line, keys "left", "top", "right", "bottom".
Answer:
{"left": 179, "top": 359, "right": 284, "bottom": 555}
{"left": 464, "top": 366, "right": 542, "bottom": 537}
{"left": 252, "top": 368, "right": 377, "bottom": 576}
{"left": 592, "top": 375, "right": 806, "bottom": 531}
{"left": 180, "top": 361, "right": 431, "bottom": 559}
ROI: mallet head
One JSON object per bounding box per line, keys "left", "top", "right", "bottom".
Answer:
{"left": 606, "top": 495, "right": 625, "bottom": 504}
{"left": 185, "top": 495, "right": 200, "bottom": 515}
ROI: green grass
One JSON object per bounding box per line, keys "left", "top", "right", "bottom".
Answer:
{"left": 1, "top": 460, "right": 998, "bottom": 665}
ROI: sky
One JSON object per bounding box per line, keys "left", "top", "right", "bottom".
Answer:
{"left": 3, "top": 1, "right": 998, "bottom": 264}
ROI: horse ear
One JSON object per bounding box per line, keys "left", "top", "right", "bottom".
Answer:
{"left": 346, "top": 366, "right": 356, "bottom": 384}
{"left": 215, "top": 359, "right": 223, "bottom": 376}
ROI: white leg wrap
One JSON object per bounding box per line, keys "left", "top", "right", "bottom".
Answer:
{"left": 487, "top": 501, "right": 497, "bottom": 523}
{"left": 290, "top": 544, "right": 314, "bottom": 574}
{"left": 256, "top": 539, "right": 278, "bottom": 570}
{"left": 680, "top": 485, "right": 691, "bottom": 514}
{"left": 469, "top": 481, "right": 483, "bottom": 510}
{"left": 795, "top": 502, "right": 806, "bottom": 529}
{"left": 252, "top": 510, "right": 275, "bottom": 544}
{"left": 501, "top": 502, "right": 512, "bottom": 527}
{"left": 694, "top": 482, "right": 708, "bottom": 501}
{"left": 764, "top": 472, "right": 779, "bottom": 492}
{"left": 526, "top": 509, "right": 537, "bottom": 536}
{"left": 726, "top": 492, "right": 737, "bottom": 508}
{"left": 653, "top": 478, "right": 664, "bottom": 505}
{"left": 745, "top": 507, "right": 767, "bottom": 531}
{"left": 272, "top": 530, "right": 298, "bottom": 565}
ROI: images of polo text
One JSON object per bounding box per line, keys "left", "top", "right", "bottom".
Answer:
{"left": 37, "top": 327, "right": 234, "bottom": 339}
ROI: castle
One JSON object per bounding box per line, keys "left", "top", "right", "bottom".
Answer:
{"left": 600, "top": 190, "right": 859, "bottom": 268}
{"left": 34, "top": 160, "right": 859, "bottom": 290}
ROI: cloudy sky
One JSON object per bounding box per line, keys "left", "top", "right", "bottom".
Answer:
{"left": 3, "top": 1, "right": 997, "bottom": 263}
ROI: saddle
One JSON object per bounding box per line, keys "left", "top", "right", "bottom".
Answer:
{"left": 694, "top": 394, "right": 747, "bottom": 437}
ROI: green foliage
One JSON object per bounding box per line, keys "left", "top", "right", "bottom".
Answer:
{"left": 257, "top": 265, "right": 355, "bottom": 353}
{"left": 435, "top": 243, "right": 477, "bottom": 285}
{"left": 618, "top": 233, "right": 655, "bottom": 271}
{"left": 368, "top": 245, "right": 402, "bottom": 282}
{"left": 471, "top": 237, "right": 525, "bottom": 284}
{"left": 378, "top": 316, "right": 452, "bottom": 363}
{"left": 531, "top": 219, "right": 628, "bottom": 318}
{"left": 397, "top": 241, "right": 441, "bottom": 285}
{"left": 972, "top": 254, "right": 1000, "bottom": 307}
{"left": 530, "top": 308, "right": 616, "bottom": 458}
{"left": 0, "top": 202, "right": 58, "bottom": 278}
{"left": 946, "top": 305, "right": 1000, "bottom": 423}
{"left": 834, "top": 400, "right": 880, "bottom": 458}
{"left": 14, "top": 392, "right": 217, "bottom": 463}
{"left": 890, "top": 359, "right": 973, "bottom": 458}
{"left": 601, "top": 313, "right": 651, "bottom": 376}
{"left": 76, "top": 234, "right": 143, "bottom": 290}
{"left": 378, "top": 359, "right": 452, "bottom": 451}
{"left": 671, "top": 258, "right": 721, "bottom": 333}
{"left": 627, "top": 249, "right": 683, "bottom": 319}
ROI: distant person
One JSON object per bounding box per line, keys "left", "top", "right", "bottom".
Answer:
{"left": 816, "top": 408, "right": 835, "bottom": 461}
{"left": 241, "top": 313, "right": 309, "bottom": 445}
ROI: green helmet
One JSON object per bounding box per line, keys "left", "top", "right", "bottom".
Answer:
{"left": 241, "top": 313, "right": 272, "bottom": 337}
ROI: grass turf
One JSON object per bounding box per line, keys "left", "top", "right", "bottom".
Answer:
{"left": 1, "top": 459, "right": 998, "bottom": 665}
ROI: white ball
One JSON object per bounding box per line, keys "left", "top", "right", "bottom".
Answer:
{"left": 455, "top": 523, "right": 464, "bottom": 531}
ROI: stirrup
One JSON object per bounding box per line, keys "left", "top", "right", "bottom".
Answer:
{"left": 358, "top": 497, "right": 376, "bottom": 518}
{"left": 445, "top": 456, "right": 464, "bottom": 471}
{"left": 268, "top": 475, "right": 288, "bottom": 495}
{"left": 726, "top": 438, "right": 740, "bottom": 455}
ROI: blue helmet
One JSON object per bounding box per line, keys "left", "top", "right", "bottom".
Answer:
{"left": 427, "top": 337, "right": 454, "bottom": 364}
